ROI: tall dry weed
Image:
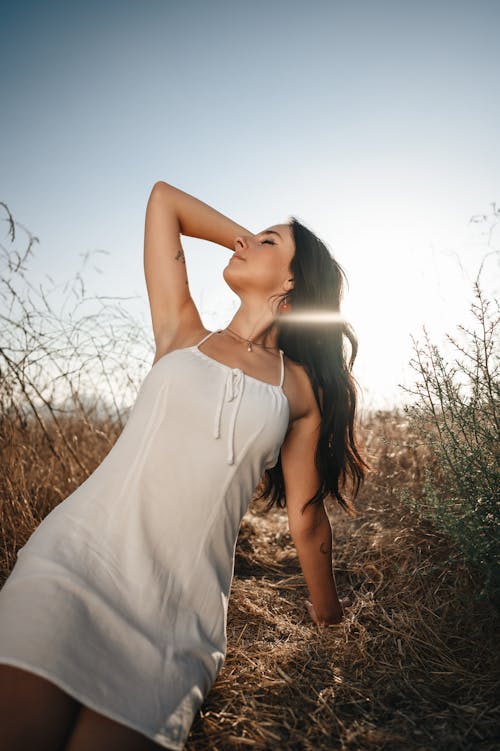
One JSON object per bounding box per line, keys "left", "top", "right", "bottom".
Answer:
{"left": 0, "top": 201, "right": 152, "bottom": 576}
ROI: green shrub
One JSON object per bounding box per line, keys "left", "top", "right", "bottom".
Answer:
{"left": 399, "top": 280, "right": 499, "bottom": 601}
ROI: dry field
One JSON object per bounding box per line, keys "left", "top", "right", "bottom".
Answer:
{"left": 1, "top": 408, "right": 498, "bottom": 751}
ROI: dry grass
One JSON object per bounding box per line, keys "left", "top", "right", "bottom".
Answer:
{"left": 1, "top": 409, "right": 498, "bottom": 751}
{"left": 1, "top": 202, "right": 498, "bottom": 749}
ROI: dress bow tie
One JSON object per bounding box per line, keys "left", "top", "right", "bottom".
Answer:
{"left": 213, "top": 368, "right": 245, "bottom": 465}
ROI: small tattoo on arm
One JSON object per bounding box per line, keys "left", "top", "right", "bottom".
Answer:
{"left": 174, "top": 248, "right": 185, "bottom": 263}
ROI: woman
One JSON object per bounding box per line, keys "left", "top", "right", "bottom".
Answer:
{"left": 0, "top": 181, "right": 369, "bottom": 750}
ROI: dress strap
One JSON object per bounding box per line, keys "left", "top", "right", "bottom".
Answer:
{"left": 278, "top": 349, "right": 285, "bottom": 388}
{"left": 195, "top": 329, "right": 221, "bottom": 348}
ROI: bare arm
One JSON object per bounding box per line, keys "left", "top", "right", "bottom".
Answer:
{"left": 152, "top": 180, "right": 254, "bottom": 250}
{"left": 144, "top": 180, "right": 254, "bottom": 348}
{"left": 281, "top": 388, "right": 345, "bottom": 626}
{"left": 291, "top": 511, "right": 344, "bottom": 624}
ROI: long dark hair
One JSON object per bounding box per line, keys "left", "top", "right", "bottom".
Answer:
{"left": 255, "top": 216, "right": 371, "bottom": 517}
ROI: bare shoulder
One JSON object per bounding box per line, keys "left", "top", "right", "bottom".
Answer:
{"left": 283, "top": 354, "right": 322, "bottom": 424}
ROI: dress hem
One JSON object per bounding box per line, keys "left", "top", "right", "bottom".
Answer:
{"left": 0, "top": 656, "right": 186, "bottom": 750}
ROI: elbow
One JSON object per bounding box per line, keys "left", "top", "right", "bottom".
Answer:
{"left": 150, "top": 180, "right": 174, "bottom": 199}
{"left": 288, "top": 506, "right": 330, "bottom": 541}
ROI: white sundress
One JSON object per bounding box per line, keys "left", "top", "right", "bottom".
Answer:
{"left": 0, "top": 328, "right": 290, "bottom": 749}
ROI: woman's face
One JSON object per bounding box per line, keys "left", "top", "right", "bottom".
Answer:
{"left": 224, "top": 223, "right": 295, "bottom": 299}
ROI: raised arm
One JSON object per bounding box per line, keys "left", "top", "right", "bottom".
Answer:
{"left": 144, "top": 180, "right": 254, "bottom": 351}
{"left": 280, "top": 397, "right": 345, "bottom": 626}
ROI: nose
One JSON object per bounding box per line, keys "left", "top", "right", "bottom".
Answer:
{"left": 234, "top": 235, "right": 247, "bottom": 250}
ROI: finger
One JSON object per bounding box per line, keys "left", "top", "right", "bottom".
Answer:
{"left": 304, "top": 601, "right": 319, "bottom": 625}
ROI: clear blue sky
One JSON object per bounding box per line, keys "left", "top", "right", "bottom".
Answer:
{"left": 1, "top": 0, "right": 499, "bottom": 409}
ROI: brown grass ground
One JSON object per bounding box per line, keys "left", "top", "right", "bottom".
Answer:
{"left": 1, "top": 409, "right": 499, "bottom": 750}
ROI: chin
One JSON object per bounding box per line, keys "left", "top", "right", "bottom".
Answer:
{"left": 223, "top": 263, "right": 239, "bottom": 279}
{"left": 222, "top": 267, "right": 241, "bottom": 295}
{"left": 222, "top": 264, "right": 233, "bottom": 283}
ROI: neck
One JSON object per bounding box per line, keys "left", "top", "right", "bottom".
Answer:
{"left": 225, "top": 302, "right": 278, "bottom": 348}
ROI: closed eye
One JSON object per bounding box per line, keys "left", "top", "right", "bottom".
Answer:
{"left": 261, "top": 239, "right": 275, "bottom": 245}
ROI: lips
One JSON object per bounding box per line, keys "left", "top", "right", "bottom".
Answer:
{"left": 232, "top": 252, "right": 245, "bottom": 261}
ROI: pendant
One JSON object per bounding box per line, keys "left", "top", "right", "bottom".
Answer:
{"left": 247, "top": 341, "right": 252, "bottom": 352}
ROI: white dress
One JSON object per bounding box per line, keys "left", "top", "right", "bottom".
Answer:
{"left": 0, "top": 329, "right": 289, "bottom": 750}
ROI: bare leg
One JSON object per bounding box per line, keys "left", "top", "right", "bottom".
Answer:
{"left": 0, "top": 663, "right": 82, "bottom": 751}
{"left": 64, "top": 706, "right": 161, "bottom": 750}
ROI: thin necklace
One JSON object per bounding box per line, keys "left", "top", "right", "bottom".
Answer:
{"left": 222, "top": 326, "right": 279, "bottom": 353}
